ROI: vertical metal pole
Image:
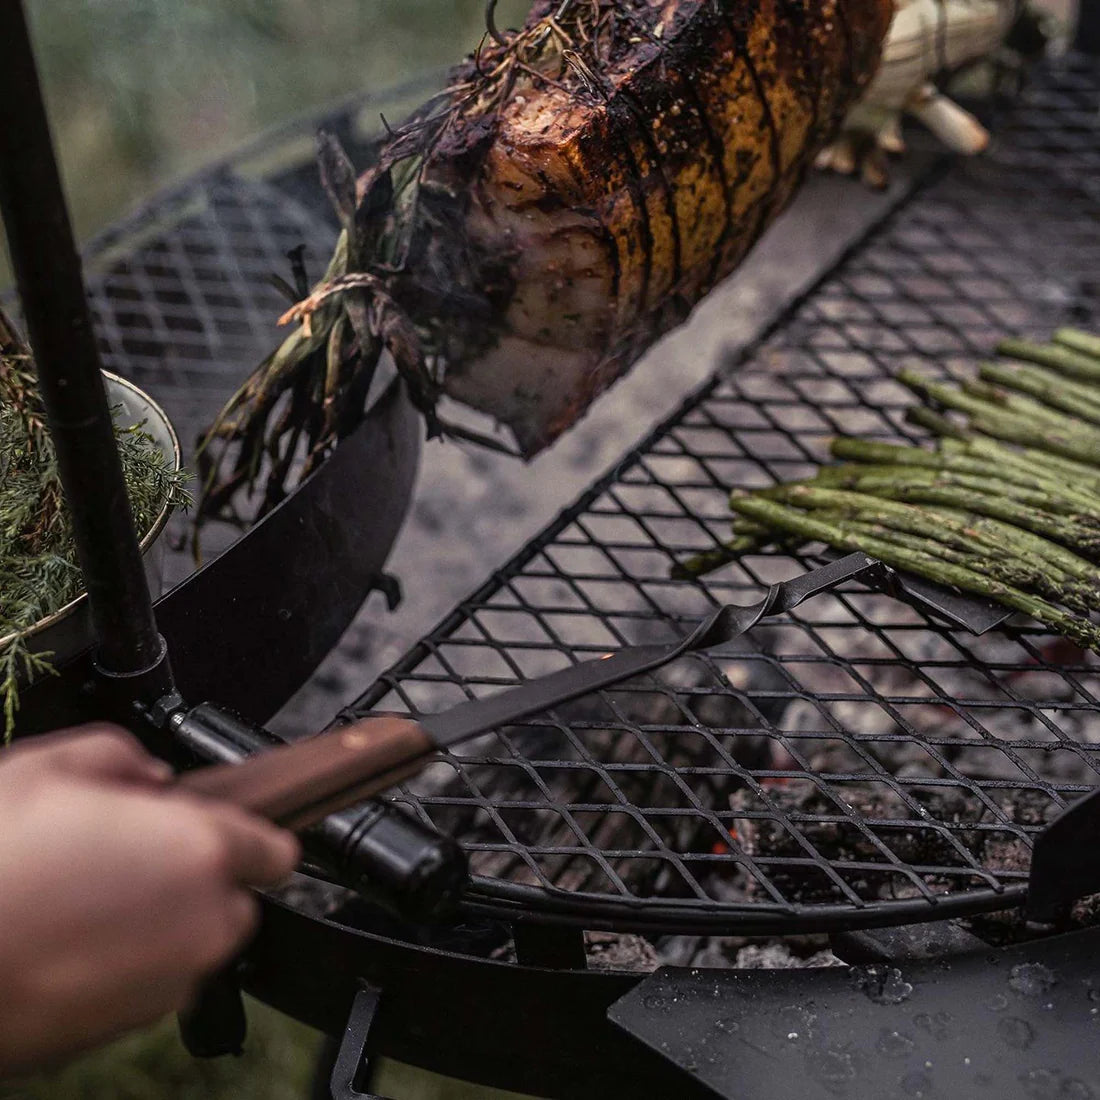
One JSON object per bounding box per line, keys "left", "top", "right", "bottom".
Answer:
{"left": 1077, "top": 0, "right": 1100, "bottom": 54}
{"left": 0, "top": 0, "right": 166, "bottom": 681}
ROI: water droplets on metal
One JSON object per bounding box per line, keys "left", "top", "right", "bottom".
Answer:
{"left": 1019, "top": 1068, "right": 1094, "bottom": 1100}
{"left": 849, "top": 964, "right": 914, "bottom": 1005}
{"left": 1009, "top": 963, "right": 1058, "bottom": 999}
{"left": 877, "top": 1029, "right": 916, "bottom": 1059}
{"left": 997, "top": 1016, "right": 1036, "bottom": 1051}
{"left": 914, "top": 1012, "right": 951, "bottom": 1042}
{"left": 805, "top": 1044, "right": 860, "bottom": 1090}
{"left": 901, "top": 1070, "right": 933, "bottom": 1097}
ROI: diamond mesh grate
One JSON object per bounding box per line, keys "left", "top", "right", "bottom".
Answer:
{"left": 349, "top": 56, "right": 1100, "bottom": 934}
{"left": 86, "top": 172, "right": 337, "bottom": 442}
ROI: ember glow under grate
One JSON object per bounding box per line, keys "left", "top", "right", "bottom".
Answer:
{"left": 352, "top": 55, "right": 1100, "bottom": 935}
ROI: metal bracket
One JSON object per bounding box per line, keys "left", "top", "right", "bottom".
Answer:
{"left": 366, "top": 573, "right": 403, "bottom": 613}
{"left": 1026, "top": 786, "right": 1100, "bottom": 922}
{"left": 177, "top": 966, "right": 246, "bottom": 1058}
{"left": 330, "top": 984, "right": 390, "bottom": 1100}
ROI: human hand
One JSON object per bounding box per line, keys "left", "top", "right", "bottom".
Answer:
{"left": 0, "top": 723, "right": 300, "bottom": 1075}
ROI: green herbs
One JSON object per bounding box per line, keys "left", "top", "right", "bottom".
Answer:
{"left": 0, "top": 310, "right": 189, "bottom": 736}
{"left": 677, "top": 327, "right": 1100, "bottom": 653}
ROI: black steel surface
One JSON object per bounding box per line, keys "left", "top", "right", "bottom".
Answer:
{"left": 815, "top": 550, "right": 1011, "bottom": 634}
{"left": 329, "top": 986, "right": 384, "bottom": 1100}
{"left": 245, "top": 897, "right": 707, "bottom": 1100}
{"left": 349, "top": 55, "right": 1100, "bottom": 936}
{"left": 154, "top": 376, "right": 419, "bottom": 724}
{"left": 1027, "top": 782, "right": 1100, "bottom": 921}
{"left": 13, "top": 376, "right": 420, "bottom": 734}
{"left": 609, "top": 927, "right": 1100, "bottom": 1100}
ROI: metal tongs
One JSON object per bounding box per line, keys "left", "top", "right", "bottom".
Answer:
{"left": 179, "top": 551, "right": 1008, "bottom": 828}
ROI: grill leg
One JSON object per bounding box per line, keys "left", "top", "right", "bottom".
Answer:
{"left": 330, "top": 984, "right": 389, "bottom": 1100}
{"left": 177, "top": 966, "right": 246, "bottom": 1058}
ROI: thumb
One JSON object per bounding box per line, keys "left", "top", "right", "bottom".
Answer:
{"left": 13, "top": 724, "right": 173, "bottom": 787}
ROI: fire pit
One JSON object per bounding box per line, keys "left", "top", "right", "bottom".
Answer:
{"left": 347, "top": 52, "right": 1100, "bottom": 939}
{"left": 5, "top": 23, "right": 1100, "bottom": 1100}
{"left": 263, "top": 48, "right": 1098, "bottom": 1099}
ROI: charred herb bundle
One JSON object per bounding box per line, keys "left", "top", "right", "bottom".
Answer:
{"left": 678, "top": 327, "right": 1100, "bottom": 653}
{"left": 0, "top": 310, "right": 189, "bottom": 736}
{"left": 198, "top": 0, "right": 893, "bottom": 529}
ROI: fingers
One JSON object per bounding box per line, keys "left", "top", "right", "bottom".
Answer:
{"left": 199, "top": 802, "right": 301, "bottom": 888}
{"left": 223, "top": 889, "right": 261, "bottom": 947}
{"left": 4, "top": 724, "right": 173, "bottom": 788}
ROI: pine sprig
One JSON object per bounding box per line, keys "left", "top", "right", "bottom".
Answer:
{"left": 0, "top": 306, "right": 190, "bottom": 738}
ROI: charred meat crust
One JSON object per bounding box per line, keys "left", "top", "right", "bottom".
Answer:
{"left": 353, "top": 0, "right": 892, "bottom": 457}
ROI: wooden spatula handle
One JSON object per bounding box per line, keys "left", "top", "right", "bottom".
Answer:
{"left": 176, "top": 716, "right": 434, "bottom": 828}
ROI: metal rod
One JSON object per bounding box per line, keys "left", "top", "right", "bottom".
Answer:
{"left": 0, "top": 0, "right": 163, "bottom": 675}
{"left": 1077, "top": 0, "right": 1100, "bottom": 54}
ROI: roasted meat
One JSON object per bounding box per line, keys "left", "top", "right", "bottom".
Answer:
{"left": 201, "top": 0, "right": 893, "bottom": 522}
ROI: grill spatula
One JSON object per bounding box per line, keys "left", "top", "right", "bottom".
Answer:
{"left": 178, "top": 551, "right": 1008, "bottom": 830}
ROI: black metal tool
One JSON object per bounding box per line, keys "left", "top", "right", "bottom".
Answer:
{"left": 1026, "top": 785, "right": 1100, "bottom": 923}
{"left": 180, "top": 551, "right": 1011, "bottom": 825}
{"left": 0, "top": 0, "right": 170, "bottom": 704}
{"left": 815, "top": 551, "right": 1011, "bottom": 635}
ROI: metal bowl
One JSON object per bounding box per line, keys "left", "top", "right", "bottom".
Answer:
{"left": 1, "top": 371, "right": 182, "bottom": 669}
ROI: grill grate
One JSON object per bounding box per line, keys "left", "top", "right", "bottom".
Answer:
{"left": 87, "top": 172, "right": 337, "bottom": 442}
{"left": 350, "top": 55, "right": 1100, "bottom": 934}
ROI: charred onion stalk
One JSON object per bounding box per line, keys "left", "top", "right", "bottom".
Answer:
{"left": 198, "top": 0, "right": 893, "bottom": 528}
{"left": 677, "top": 328, "right": 1100, "bottom": 654}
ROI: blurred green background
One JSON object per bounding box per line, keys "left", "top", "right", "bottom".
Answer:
{"left": 5, "top": 6, "right": 532, "bottom": 1097}
{"left": 24, "top": 0, "right": 530, "bottom": 243}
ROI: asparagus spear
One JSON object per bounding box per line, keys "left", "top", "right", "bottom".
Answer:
{"left": 1054, "top": 328, "right": 1100, "bottom": 363}
{"left": 949, "top": 436, "right": 1100, "bottom": 494}
{"left": 799, "top": 466, "right": 1100, "bottom": 526}
{"left": 773, "top": 485, "right": 1100, "bottom": 587}
{"left": 829, "top": 438, "right": 1100, "bottom": 514}
{"left": 843, "top": 518, "right": 1099, "bottom": 614}
{"left": 978, "top": 362, "right": 1100, "bottom": 426}
{"left": 672, "top": 535, "right": 767, "bottom": 580}
{"left": 965, "top": 410, "right": 1100, "bottom": 467}
{"left": 729, "top": 494, "right": 1100, "bottom": 652}
{"left": 770, "top": 475, "right": 1100, "bottom": 556}
{"left": 998, "top": 338, "right": 1100, "bottom": 381}
{"left": 879, "top": 483, "right": 1100, "bottom": 556}
{"left": 962, "top": 377, "right": 1071, "bottom": 427}
{"left": 899, "top": 369, "right": 1100, "bottom": 461}
{"left": 906, "top": 405, "right": 967, "bottom": 439}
